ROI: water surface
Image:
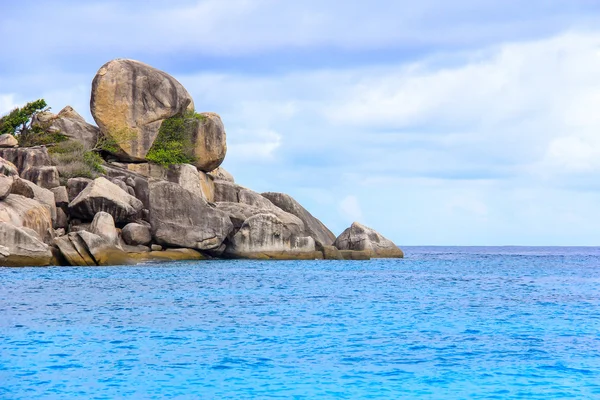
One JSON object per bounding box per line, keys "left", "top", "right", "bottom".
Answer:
{"left": 1, "top": 247, "right": 599, "bottom": 398}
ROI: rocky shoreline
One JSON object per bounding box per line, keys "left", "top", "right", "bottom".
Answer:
{"left": 0, "top": 59, "right": 403, "bottom": 266}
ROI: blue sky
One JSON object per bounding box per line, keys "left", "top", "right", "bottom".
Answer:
{"left": 2, "top": 0, "right": 600, "bottom": 245}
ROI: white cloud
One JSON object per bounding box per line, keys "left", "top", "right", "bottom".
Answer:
{"left": 0, "top": 94, "right": 17, "bottom": 115}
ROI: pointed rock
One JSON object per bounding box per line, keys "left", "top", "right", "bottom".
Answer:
{"left": 334, "top": 222, "right": 403, "bottom": 258}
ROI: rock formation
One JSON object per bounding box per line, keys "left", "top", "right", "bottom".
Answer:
{"left": 90, "top": 59, "right": 193, "bottom": 161}
{"left": 0, "top": 58, "right": 403, "bottom": 266}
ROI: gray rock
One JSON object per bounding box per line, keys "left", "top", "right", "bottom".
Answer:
{"left": 15, "top": 179, "right": 57, "bottom": 226}
{"left": 215, "top": 201, "right": 304, "bottom": 236}
{"left": 122, "top": 222, "right": 151, "bottom": 246}
{"left": 21, "top": 166, "right": 60, "bottom": 189}
{"left": 0, "top": 222, "right": 53, "bottom": 266}
{"left": 90, "top": 212, "right": 119, "bottom": 245}
{"left": 54, "top": 235, "right": 93, "bottom": 266}
{"left": 165, "top": 163, "right": 206, "bottom": 199}
{"left": 149, "top": 180, "right": 233, "bottom": 250}
{"left": 0, "top": 194, "right": 52, "bottom": 244}
{"left": 77, "top": 230, "right": 130, "bottom": 265}
{"left": 208, "top": 166, "right": 234, "bottom": 183}
{"left": 55, "top": 208, "right": 68, "bottom": 229}
{"left": 90, "top": 59, "right": 194, "bottom": 161}
{"left": 50, "top": 186, "right": 69, "bottom": 207}
{"left": 319, "top": 245, "right": 344, "bottom": 260}
{"left": 33, "top": 106, "right": 100, "bottom": 150}
{"left": 262, "top": 192, "right": 336, "bottom": 246}
{"left": 214, "top": 180, "right": 240, "bottom": 202}
{"left": 0, "top": 146, "right": 51, "bottom": 174}
{"left": 188, "top": 112, "right": 227, "bottom": 172}
{"left": 151, "top": 244, "right": 162, "bottom": 251}
{"left": 69, "top": 177, "right": 143, "bottom": 223}
{"left": 339, "top": 250, "right": 371, "bottom": 260}
{"left": 224, "top": 213, "right": 316, "bottom": 259}
{"left": 67, "top": 177, "right": 92, "bottom": 202}
{"left": 0, "top": 156, "right": 19, "bottom": 177}
{"left": 0, "top": 134, "right": 18, "bottom": 148}
{"left": 0, "top": 175, "right": 13, "bottom": 199}
{"left": 334, "top": 222, "right": 404, "bottom": 258}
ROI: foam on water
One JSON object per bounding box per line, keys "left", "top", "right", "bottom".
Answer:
{"left": 1, "top": 247, "right": 599, "bottom": 398}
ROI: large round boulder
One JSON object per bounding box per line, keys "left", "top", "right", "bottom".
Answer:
{"left": 90, "top": 59, "right": 194, "bottom": 161}
{"left": 334, "top": 222, "right": 404, "bottom": 258}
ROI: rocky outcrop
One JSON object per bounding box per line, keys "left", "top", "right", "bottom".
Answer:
{"left": 188, "top": 112, "right": 227, "bottom": 172}
{"left": 50, "top": 186, "right": 69, "bottom": 207}
{"left": 54, "top": 231, "right": 129, "bottom": 266}
{"left": 209, "top": 166, "right": 234, "bottom": 182}
{"left": 0, "top": 146, "right": 51, "bottom": 175}
{"left": 68, "top": 177, "right": 143, "bottom": 223}
{"left": 89, "top": 211, "right": 119, "bottom": 246}
{"left": 66, "top": 177, "right": 92, "bottom": 202}
{"left": 90, "top": 59, "right": 193, "bottom": 161}
{"left": 33, "top": 106, "right": 100, "bottom": 150}
{"left": 224, "top": 213, "right": 318, "bottom": 259}
{"left": 21, "top": 166, "right": 60, "bottom": 189}
{"left": 334, "top": 222, "right": 403, "bottom": 258}
{"left": 0, "top": 134, "right": 18, "bottom": 148}
{"left": 10, "top": 179, "right": 57, "bottom": 226}
{"left": 0, "top": 194, "right": 53, "bottom": 242}
{"left": 262, "top": 192, "right": 336, "bottom": 246}
{"left": 0, "top": 222, "right": 53, "bottom": 266}
{"left": 149, "top": 180, "right": 232, "bottom": 251}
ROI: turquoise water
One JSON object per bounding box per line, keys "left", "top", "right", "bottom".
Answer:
{"left": 1, "top": 247, "right": 600, "bottom": 399}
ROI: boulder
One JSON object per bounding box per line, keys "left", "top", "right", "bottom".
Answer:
{"left": 165, "top": 164, "right": 205, "bottom": 200}
{"left": 319, "top": 245, "right": 344, "bottom": 260}
{"left": 0, "top": 222, "right": 53, "bottom": 266}
{"left": 339, "top": 250, "right": 371, "bottom": 260}
{"left": 54, "top": 235, "right": 94, "bottom": 266}
{"left": 90, "top": 59, "right": 194, "bottom": 161}
{"left": 149, "top": 180, "right": 232, "bottom": 251}
{"left": 188, "top": 112, "right": 227, "bottom": 172}
{"left": 122, "top": 222, "right": 151, "bottom": 246}
{"left": 33, "top": 106, "right": 100, "bottom": 150}
{"left": 215, "top": 201, "right": 304, "bottom": 236}
{"left": 10, "top": 177, "right": 34, "bottom": 198}
{"left": 334, "top": 222, "right": 404, "bottom": 258}
{"left": 77, "top": 230, "right": 130, "bottom": 265}
{"left": 0, "top": 157, "right": 19, "bottom": 177}
{"left": 0, "top": 195, "right": 53, "bottom": 242}
{"left": 0, "top": 134, "right": 18, "bottom": 148}
{"left": 68, "top": 177, "right": 143, "bottom": 223}
{"left": 50, "top": 186, "right": 69, "bottom": 207}
{"left": 15, "top": 179, "right": 57, "bottom": 225}
{"left": 0, "top": 175, "right": 13, "bottom": 199}
{"left": 208, "top": 166, "right": 234, "bottom": 183}
{"left": 262, "top": 192, "right": 336, "bottom": 246}
{"left": 21, "top": 166, "right": 60, "bottom": 189}
{"left": 89, "top": 212, "right": 119, "bottom": 245}
{"left": 0, "top": 147, "right": 51, "bottom": 174}
{"left": 66, "top": 177, "right": 92, "bottom": 202}
{"left": 224, "top": 213, "right": 317, "bottom": 259}
{"left": 55, "top": 208, "right": 68, "bottom": 229}
{"left": 212, "top": 180, "right": 239, "bottom": 203}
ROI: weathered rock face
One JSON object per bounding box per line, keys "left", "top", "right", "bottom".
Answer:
{"left": 89, "top": 212, "right": 119, "bottom": 246}
{"left": 12, "top": 179, "right": 57, "bottom": 226}
{"left": 0, "top": 194, "right": 53, "bottom": 242}
{"left": 0, "top": 175, "right": 13, "bottom": 199}
{"left": 188, "top": 112, "right": 227, "bottom": 172}
{"left": 54, "top": 231, "right": 129, "bottom": 266}
{"left": 334, "top": 222, "right": 404, "bottom": 258}
{"left": 90, "top": 59, "right": 194, "bottom": 161}
{"left": 22, "top": 166, "right": 60, "bottom": 189}
{"left": 122, "top": 222, "right": 151, "bottom": 246}
{"left": 208, "top": 166, "right": 234, "bottom": 183}
{"left": 33, "top": 106, "right": 100, "bottom": 150}
{"left": 0, "top": 134, "right": 18, "bottom": 148}
{"left": 68, "top": 177, "right": 143, "bottom": 223}
{"left": 0, "top": 157, "right": 18, "bottom": 177}
{"left": 224, "top": 213, "right": 317, "bottom": 259}
{"left": 149, "top": 180, "right": 232, "bottom": 250}
{"left": 0, "top": 147, "right": 51, "bottom": 174}
{"left": 262, "top": 192, "right": 336, "bottom": 246}
{"left": 66, "top": 177, "right": 92, "bottom": 202}
{"left": 0, "top": 222, "right": 52, "bottom": 266}
{"left": 214, "top": 180, "right": 240, "bottom": 203}
{"left": 10, "top": 177, "right": 34, "bottom": 198}
{"left": 50, "top": 186, "right": 69, "bottom": 207}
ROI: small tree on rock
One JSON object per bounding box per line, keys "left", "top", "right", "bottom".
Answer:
{"left": 0, "top": 99, "right": 65, "bottom": 146}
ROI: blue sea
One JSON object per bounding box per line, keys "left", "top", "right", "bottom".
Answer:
{"left": 1, "top": 246, "right": 600, "bottom": 399}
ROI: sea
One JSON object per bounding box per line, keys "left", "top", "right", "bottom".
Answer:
{"left": 1, "top": 246, "right": 599, "bottom": 399}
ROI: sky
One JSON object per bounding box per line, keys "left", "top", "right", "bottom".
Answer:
{"left": 2, "top": 0, "right": 600, "bottom": 245}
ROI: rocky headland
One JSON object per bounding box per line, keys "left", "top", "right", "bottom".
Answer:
{"left": 0, "top": 59, "right": 403, "bottom": 266}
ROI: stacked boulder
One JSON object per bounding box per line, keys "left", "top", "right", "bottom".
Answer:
{"left": 0, "top": 58, "right": 403, "bottom": 266}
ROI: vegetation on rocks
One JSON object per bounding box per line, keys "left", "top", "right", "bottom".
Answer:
{"left": 145, "top": 110, "right": 204, "bottom": 166}
{"left": 48, "top": 141, "right": 105, "bottom": 182}
{"left": 0, "top": 99, "right": 67, "bottom": 146}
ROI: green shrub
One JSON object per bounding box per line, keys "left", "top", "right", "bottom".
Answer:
{"left": 145, "top": 110, "right": 201, "bottom": 166}
{"left": 0, "top": 99, "right": 68, "bottom": 146}
{"left": 49, "top": 141, "right": 105, "bottom": 183}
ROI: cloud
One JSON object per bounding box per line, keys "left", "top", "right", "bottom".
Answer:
{"left": 0, "top": 94, "right": 17, "bottom": 116}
